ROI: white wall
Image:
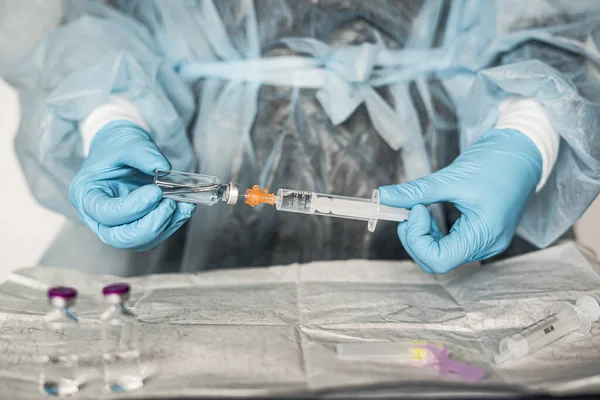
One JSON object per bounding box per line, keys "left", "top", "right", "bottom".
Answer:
{"left": 0, "top": 78, "right": 598, "bottom": 282}
{"left": 0, "top": 79, "right": 65, "bottom": 282}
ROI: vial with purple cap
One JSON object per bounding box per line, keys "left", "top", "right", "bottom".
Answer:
{"left": 101, "top": 283, "right": 143, "bottom": 392}
{"left": 40, "top": 286, "right": 80, "bottom": 396}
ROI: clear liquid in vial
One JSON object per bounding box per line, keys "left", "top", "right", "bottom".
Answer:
{"left": 41, "top": 287, "right": 80, "bottom": 397}
{"left": 101, "top": 284, "right": 144, "bottom": 393}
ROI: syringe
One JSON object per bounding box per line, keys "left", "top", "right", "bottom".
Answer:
{"left": 336, "top": 341, "right": 486, "bottom": 381}
{"left": 495, "top": 295, "right": 600, "bottom": 364}
{"left": 243, "top": 186, "right": 409, "bottom": 232}
{"left": 336, "top": 340, "right": 440, "bottom": 364}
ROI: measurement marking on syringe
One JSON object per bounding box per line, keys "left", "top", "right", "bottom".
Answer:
{"left": 522, "top": 315, "right": 559, "bottom": 337}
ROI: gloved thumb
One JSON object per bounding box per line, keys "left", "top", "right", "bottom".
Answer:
{"left": 123, "top": 135, "right": 171, "bottom": 176}
{"left": 379, "top": 171, "right": 451, "bottom": 209}
{"left": 90, "top": 121, "right": 171, "bottom": 176}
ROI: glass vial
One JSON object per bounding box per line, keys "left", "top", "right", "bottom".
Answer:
{"left": 154, "top": 169, "right": 239, "bottom": 205}
{"left": 40, "top": 286, "right": 80, "bottom": 396}
{"left": 101, "top": 283, "right": 144, "bottom": 393}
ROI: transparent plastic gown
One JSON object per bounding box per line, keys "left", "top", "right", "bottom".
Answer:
{"left": 2, "top": 0, "right": 600, "bottom": 274}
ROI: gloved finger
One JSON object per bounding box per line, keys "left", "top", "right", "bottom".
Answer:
{"left": 379, "top": 171, "right": 452, "bottom": 209}
{"left": 432, "top": 217, "right": 477, "bottom": 272}
{"left": 86, "top": 122, "right": 172, "bottom": 176}
{"left": 429, "top": 211, "right": 444, "bottom": 242}
{"left": 397, "top": 222, "right": 434, "bottom": 274}
{"left": 135, "top": 202, "right": 196, "bottom": 252}
{"left": 121, "top": 135, "right": 171, "bottom": 176}
{"left": 401, "top": 205, "right": 471, "bottom": 274}
{"left": 96, "top": 199, "right": 177, "bottom": 249}
{"left": 83, "top": 185, "right": 163, "bottom": 226}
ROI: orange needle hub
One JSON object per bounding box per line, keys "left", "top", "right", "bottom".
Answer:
{"left": 245, "top": 185, "right": 276, "bottom": 207}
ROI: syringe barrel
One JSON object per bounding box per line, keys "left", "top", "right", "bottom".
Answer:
{"left": 275, "top": 189, "right": 409, "bottom": 231}
{"left": 495, "top": 302, "right": 587, "bottom": 364}
{"left": 275, "top": 189, "right": 317, "bottom": 214}
{"left": 336, "top": 341, "right": 437, "bottom": 364}
{"left": 337, "top": 342, "right": 415, "bottom": 361}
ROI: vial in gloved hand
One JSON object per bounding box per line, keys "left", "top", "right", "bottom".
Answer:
{"left": 101, "top": 283, "right": 144, "bottom": 393}
{"left": 154, "top": 169, "right": 239, "bottom": 206}
{"left": 41, "top": 286, "right": 80, "bottom": 396}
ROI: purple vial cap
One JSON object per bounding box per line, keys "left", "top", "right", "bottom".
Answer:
{"left": 102, "top": 283, "right": 131, "bottom": 296}
{"left": 48, "top": 286, "right": 78, "bottom": 300}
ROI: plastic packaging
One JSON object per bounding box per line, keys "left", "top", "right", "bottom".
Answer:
{"left": 101, "top": 283, "right": 144, "bottom": 393}
{"left": 40, "top": 287, "right": 80, "bottom": 396}
{"left": 154, "top": 170, "right": 239, "bottom": 206}
{"left": 495, "top": 295, "right": 600, "bottom": 364}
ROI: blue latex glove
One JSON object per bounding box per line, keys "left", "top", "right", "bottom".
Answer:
{"left": 70, "top": 121, "right": 196, "bottom": 251}
{"left": 379, "top": 129, "right": 543, "bottom": 274}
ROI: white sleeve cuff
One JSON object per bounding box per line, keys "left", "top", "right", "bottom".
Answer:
{"left": 494, "top": 96, "right": 560, "bottom": 192}
{"left": 79, "top": 95, "right": 149, "bottom": 157}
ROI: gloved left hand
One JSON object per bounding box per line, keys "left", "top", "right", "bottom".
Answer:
{"left": 379, "top": 128, "right": 543, "bottom": 274}
{"left": 70, "top": 120, "right": 196, "bottom": 251}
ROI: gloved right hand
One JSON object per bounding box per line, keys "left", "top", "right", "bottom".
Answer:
{"left": 378, "top": 128, "right": 542, "bottom": 274}
{"left": 70, "top": 121, "right": 196, "bottom": 251}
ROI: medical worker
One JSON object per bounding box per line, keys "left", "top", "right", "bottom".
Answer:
{"left": 1, "top": 0, "right": 599, "bottom": 275}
